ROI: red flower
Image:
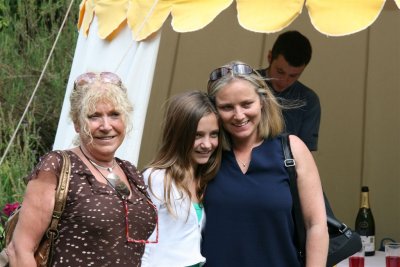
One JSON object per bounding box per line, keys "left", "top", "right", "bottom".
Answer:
{"left": 3, "top": 202, "right": 20, "bottom": 217}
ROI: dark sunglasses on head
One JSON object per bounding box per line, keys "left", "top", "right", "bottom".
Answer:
{"left": 74, "top": 71, "right": 122, "bottom": 89}
{"left": 209, "top": 63, "right": 254, "bottom": 82}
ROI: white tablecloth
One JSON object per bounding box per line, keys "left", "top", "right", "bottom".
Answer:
{"left": 336, "top": 251, "right": 385, "bottom": 267}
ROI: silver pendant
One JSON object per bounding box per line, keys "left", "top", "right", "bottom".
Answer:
{"left": 107, "top": 173, "right": 130, "bottom": 197}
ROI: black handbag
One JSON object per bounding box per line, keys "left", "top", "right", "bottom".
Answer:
{"left": 281, "top": 133, "right": 362, "bottom": 267}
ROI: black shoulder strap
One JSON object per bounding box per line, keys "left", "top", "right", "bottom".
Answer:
{"left": 280, "top": 133, "right": 306, "bottom": 260}
{"left": 281, "top": 134, "right": 350, "bottom": 239}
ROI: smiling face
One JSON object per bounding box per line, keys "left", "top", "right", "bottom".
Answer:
{"left": 191, "top": 113, "right": 219, "bottom": 166}
{"left": 215, "top": 79, "right": 262, "bottom": 145}
{"left": 267, "top": 54, "right": 306, "bottom": 92}
{"left": 76, "top": 101, "right": 126, "bottom": 162}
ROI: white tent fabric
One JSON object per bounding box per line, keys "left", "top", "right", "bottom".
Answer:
{"left": 53, "top": 16, "right": 161, "bottom": 165}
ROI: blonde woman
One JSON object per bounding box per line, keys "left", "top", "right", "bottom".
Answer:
{"left": 7, "top": 72, "right": 157, "bottom": 267}
{"left": 201, "top": 61, "right": 328, "bottom": 267}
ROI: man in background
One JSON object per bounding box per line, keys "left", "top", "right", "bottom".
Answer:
{"left": 257, "top": 30, "right": 321, "bottom": 151}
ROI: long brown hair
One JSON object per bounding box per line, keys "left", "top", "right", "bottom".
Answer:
{"left": 145, "top": 91, "right": 222, "bottom": 215}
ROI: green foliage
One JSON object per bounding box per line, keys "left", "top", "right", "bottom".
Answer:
{"left": 0, "top": 105, "right": 40, "bottom": 205}
{"left": 0, "top": 0, "right": 79, "bottom": 151}
{"left": 0, "top": 0, "right": 79, "bottom": 215}
{"left": 0, "top": 1, "right": 11, "bottom": 30}
{"left": 0, "top": 105, "right": 41, "bottom": 249}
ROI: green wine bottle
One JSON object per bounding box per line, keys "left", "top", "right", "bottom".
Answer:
{"left": 355, "top": 186, "right": 375, "bottom": 256}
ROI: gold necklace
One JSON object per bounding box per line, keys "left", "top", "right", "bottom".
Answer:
{"left": 234, "top": 152, "right": 249, "bottom": 168}
{"left": 237, "top": 158, "right": 248, "bottom": 168}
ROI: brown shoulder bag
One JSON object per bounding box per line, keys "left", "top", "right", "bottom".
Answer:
{"left": 0, "top": 150, "right": 71, "bottom": 267}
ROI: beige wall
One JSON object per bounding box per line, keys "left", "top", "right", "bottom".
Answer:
{"left": 139, "top": 4, "right": 400, "bottom": 245}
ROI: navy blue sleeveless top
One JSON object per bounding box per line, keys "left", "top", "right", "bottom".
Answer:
{"left": 202, "top": 137, "right": 301, "bottom": 267}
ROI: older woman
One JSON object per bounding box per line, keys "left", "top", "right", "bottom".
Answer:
{"left": 7, "top": 72, "right": 157, "bottom": 267}
{"left": 201, "top": 61, "right": 328, "bottom": 267}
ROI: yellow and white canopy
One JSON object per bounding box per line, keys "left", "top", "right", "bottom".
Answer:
{"left": 78, "top": 0, "right": 399, "bottom": 41}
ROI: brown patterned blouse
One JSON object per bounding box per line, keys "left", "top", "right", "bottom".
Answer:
{"left": 26, "top": 150, "right": 157, "bottom": 267}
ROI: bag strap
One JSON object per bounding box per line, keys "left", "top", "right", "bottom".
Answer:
{"left": 280, "top": 133, "right": 306, "bottom": 260}
{"left": 281, "top": 134, "right": 352, "bottom": 243}
{"left": 45, "top": 150, "right": 71, "bottom": 263}
{"left": 48, "top": 150, "right": 71, "bottom": 230}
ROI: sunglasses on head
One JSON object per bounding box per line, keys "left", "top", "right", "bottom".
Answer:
{"left": 74, "top": 72, "right": 122, "bottom": 89}
{"left": 209, "top": 63, "right": 254, "bottom": 82}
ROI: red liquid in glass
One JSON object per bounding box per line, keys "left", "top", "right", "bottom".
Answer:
{"left": 349, "top": 256, "right": 365, "bottom": 267}
{"left": 386, "top": 256, "right": 400, "bottom": 267}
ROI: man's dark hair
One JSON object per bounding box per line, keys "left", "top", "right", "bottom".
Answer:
{"left": 270, "top": 31, "right": 312, "bottom": 67}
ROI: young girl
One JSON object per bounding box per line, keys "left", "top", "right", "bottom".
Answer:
{"left": 141, "top": 91, "right": 222, "bottom": 267}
